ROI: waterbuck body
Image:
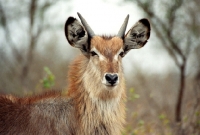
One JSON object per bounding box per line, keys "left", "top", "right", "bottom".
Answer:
{"left": 0, "top": 13, "right": 150, "bottom": 135}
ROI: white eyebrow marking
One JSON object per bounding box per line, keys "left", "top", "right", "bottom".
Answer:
{"left": 91, "top": 47, "right": 106, "bottom": 61}
{"left": 114, "top": 48, "right": 123, "bottom": 61}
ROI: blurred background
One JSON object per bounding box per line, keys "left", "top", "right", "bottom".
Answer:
{"left": 0, "top": 0, "right": 199, "bottom": 134}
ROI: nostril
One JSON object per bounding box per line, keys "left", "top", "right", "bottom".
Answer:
{"left": 105, "top": 74, "right": 118, "bottom": 85}
{"left": 113, "top": 75, "right": 118, "bottom": 82}
{"left": 105, "top": 74, "right": 111, "bottom": 82}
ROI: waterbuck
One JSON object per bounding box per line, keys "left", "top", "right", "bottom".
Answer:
{"left": 0, "top": 13, "right": 150, "bottom": 135}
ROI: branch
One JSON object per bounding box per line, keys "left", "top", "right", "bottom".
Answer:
{"left": 135, "top": 0, "right": 181, "bottom": 67}
{"left": 163, "top": 0, "right": 186, "bottom": 63}
{"left": 29, "top": 0, "right": 37, "bottom": 29}
{"left": 135, "top": 0, "right": 187, "bottom": 67}
{"left": 152, "top": 24, "right": 181, "bottom": 67}
{"left": 21, "top": 0, "right": 57, "bottom": 87}
{"left": 0, "top": 2, "right": 23, "bottom": 62}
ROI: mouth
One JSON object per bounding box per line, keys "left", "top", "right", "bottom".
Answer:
{"left": 102, "top": 82, "right": 118, "bottom": 88}
{"left": 106, "top": 83, "right": 117, "bottom": 87}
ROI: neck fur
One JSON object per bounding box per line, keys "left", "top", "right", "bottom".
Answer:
{"left": 67, "top": 54, "right": 126, "bottom": 135}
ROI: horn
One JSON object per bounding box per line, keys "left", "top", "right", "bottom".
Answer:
{"left": 117, "top": 14, "right": 129, "bottom": 38}
{"left": 77, "top": 12, "right": 95, "bottom": 37}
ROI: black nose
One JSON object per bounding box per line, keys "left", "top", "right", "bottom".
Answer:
{"left": 105, "top": 74, "right": 118, "bottom": 86}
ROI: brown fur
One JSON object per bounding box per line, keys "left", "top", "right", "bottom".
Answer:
{"left": 0, "top": 36, "right": 126, "bottom": 135}
{"left": 67, "top": 36, "right": 126, "bottom": 134}
{"left": 0, "top": 13, "right": 151, "bottom": 134}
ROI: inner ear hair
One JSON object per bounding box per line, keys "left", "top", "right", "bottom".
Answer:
{"left": 138, "top": 18, "right": 150, "bottom": 39}
{"left": 123, "top": 18, "right": 151, "bottom": 54}
{"left": 65, "top": 17, "right": 89, "bottom": 55}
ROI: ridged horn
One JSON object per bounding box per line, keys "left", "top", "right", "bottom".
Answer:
{"left": 77, "top": 12, "right": 95, "bottom": 37}
{"left": 117, "top": 14, "right": 129, "bottom": 38}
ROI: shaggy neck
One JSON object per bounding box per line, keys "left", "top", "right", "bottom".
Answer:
{"left": 67, "top": 55, "right": 126, "bottom": 135}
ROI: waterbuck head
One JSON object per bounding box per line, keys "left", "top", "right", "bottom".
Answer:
{"left": 65, "top": 13, "right": 150, "bottom": 99}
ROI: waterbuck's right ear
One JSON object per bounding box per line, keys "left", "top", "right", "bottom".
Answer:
{"left": 65, "top": 17, "right": 89, "bottom": 55}
{"left": 123, "top": 18, "right": 151, "bottom": 56}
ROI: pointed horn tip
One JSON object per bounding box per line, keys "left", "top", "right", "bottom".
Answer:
{"left": 126, "top": 14, "right": 129, "bottom": 18}
{"left": 116, "top": 14, "right": 130, "bottom": 38}
{"left": 77, "top": 12, "right": 81, "bottom": 17}
{"left": 125, "top": 14, "right": 129, "bottom": 21}
{"left": 77, "top": 12, "right": 82, "bottom": 19}
{"left": 76, "top": 12, "right": 95, "bottom": 37}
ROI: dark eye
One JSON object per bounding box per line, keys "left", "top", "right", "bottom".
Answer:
{"left": 90, "top": 51, "right": 98, "bottom": 56}
{"left": 119, "top": 51, "right": 124, "bottom": 57}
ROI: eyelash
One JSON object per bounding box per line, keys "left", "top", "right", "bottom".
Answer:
{"left": 119, "top": 52, "right": 124, "bottom": 57}
{"left": 90, "top": 51, "right": 98, "bottom": 56}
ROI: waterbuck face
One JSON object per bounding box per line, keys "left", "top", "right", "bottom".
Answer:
{"left": 65, "top": 13, "right": 150, "bottom": 97}
{"left": 89, "top": 36, "right": 124, "bottom": 87}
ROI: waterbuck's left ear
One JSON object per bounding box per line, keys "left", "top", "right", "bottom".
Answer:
{"left": 65, "top": 13, "right": 96, "bottom": 56}
{"left": 65, "top": 17, "right": 89, "bottom": 55}
{"left": 123, "top": 18, "right": 150, "bottom": 55}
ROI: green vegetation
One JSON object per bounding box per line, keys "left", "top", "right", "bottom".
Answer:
{"left": 41, "top": 67, "right": 55, "bottom": 89}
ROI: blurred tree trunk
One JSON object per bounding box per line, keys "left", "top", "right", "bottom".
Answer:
{"left": 129, "top": 0, "right": 187, "bottom": 123}
{"left": 0, "top": 1, "right": 23, "bottom": 64}
{"left": 175, "top": 61, "right": 186, "bottom": 122}
{"left": 0, "top": 0, "right": 64, "bottom": 94}
{"left": 21, "top": 0, "right": 37, "bottom": 87}
{"left": 126, "top": 0, "right": 200, "bottom": 134}
{"left": 20, "top": 0, "right": 56, "bottom": 89}
{"left": 127, "top": 0, "right": 200, "bottom": 134}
